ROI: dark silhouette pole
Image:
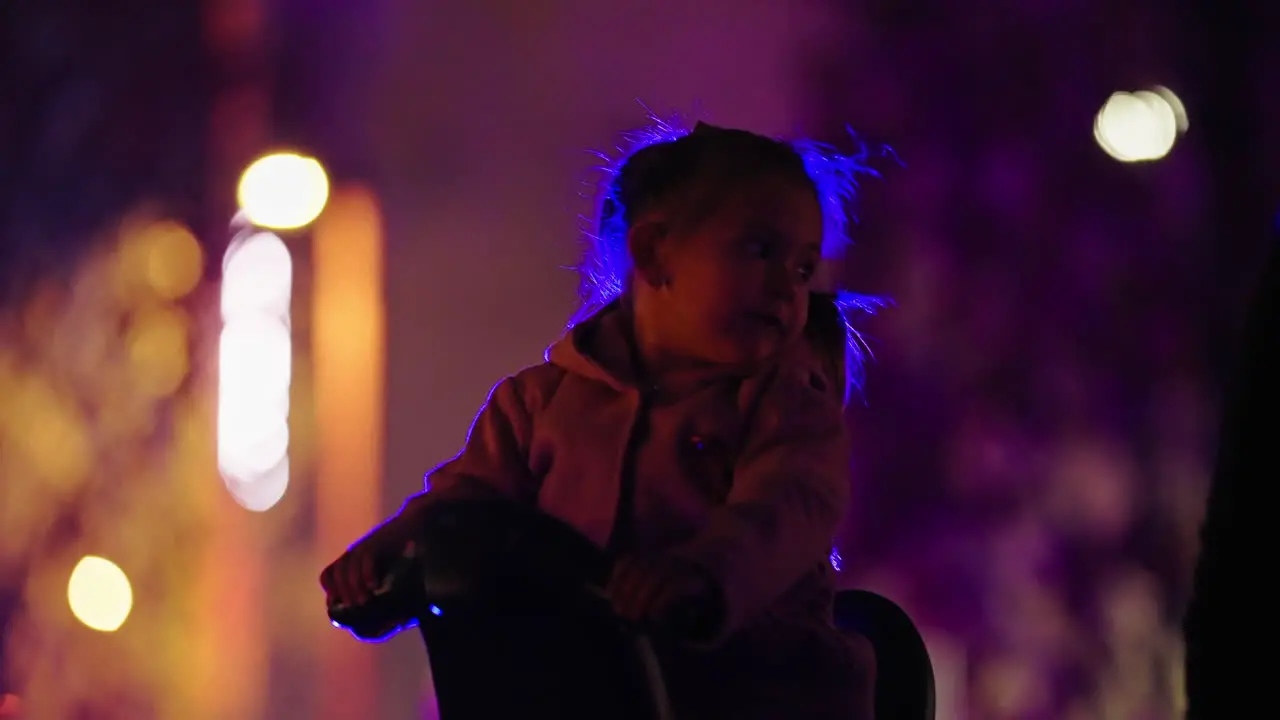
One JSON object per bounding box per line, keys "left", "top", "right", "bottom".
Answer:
{"left": 1181, "top": 0, "right": 1278, "bottom": 715}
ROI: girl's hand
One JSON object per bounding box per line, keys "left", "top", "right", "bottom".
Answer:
{"left": 608, "top": 554, "right": 720, "bottom": 636}
{"left": 320, "top": 512, "right": 419, "bottom": 609}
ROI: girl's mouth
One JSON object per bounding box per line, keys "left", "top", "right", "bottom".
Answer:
{"left": 744, "top": 312, "right": 786, "bottom": 334}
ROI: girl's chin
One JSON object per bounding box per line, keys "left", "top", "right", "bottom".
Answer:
{"left": 683, "top": 332, "right": 787, "bottom": 368}
{"left": 720, "top": 339, "right": 786, "bottom": 367}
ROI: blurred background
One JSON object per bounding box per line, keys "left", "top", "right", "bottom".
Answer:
{"left": 1, "top": 0, "right": 1277, "bottom": 717}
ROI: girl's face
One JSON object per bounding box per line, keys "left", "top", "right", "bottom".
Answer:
{"left": 646, "top": 174, "right": 824, "bottom": 367}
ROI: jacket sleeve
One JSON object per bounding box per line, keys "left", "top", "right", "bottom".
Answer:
{"left": 673, "top": 373, "right": 851, "bottom": 642}
{"left": 398, "top": 374, "right": 540, "bottom": 518}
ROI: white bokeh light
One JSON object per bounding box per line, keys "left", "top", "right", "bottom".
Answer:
{"left": 222, "top": 455, "right": 291, "bottom": 513}
{"left": 236, "top": 152, "right": 330, "bottom": 230}
{"left": 221, "top": 232, "right": 293, "bottom": 321}
{"left": 217, "top": 231, "right": 293, "bottom": 511}
{"left": 1152, "top": 85, "right": 1189, "bottom": 132}
{"left": 217, "top": 319, "right": 291, "bottom": 477}
{"left": 1094, "top": 87, "right": 1187, "bottom": 163}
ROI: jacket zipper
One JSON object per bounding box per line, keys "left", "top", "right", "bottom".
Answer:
{"left": 605, "top": 386, "right": 653, "bottom": 555}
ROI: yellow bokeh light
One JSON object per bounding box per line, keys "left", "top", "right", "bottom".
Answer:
{"left": 0, "top": 352, "right": 17, "bottom": 419}
{"left": 236, "top": 152, "right": 330, "bottom": 230}
{"left": 113, "top": 217, "right": 205, "bottom": 306}
{"left": 21, "top": 282, "right": 64, "bottom": 348}
{"left": 126, "top": 305, "right": 191, "bottom": 398}
{"left": 142, "top": 221, "right": 205, "bottom": 300}
{"left": 4, "top": 374, "right": 92, "bottom": 489}
{"left": 67, "top": 555, "right": 133, "bottom": 632}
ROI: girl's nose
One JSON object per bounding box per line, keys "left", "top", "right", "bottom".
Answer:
{"left": 765, "top": 263, "right": 798, "bottom": 303}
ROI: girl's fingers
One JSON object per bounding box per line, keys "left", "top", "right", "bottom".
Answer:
{"left": 360, "top": 551, "right": 379, "bottom": 593}
{"left": 606, "top": 564, "right": 630, "bottom": 616}
{"left": 319, "top": 563, "right": 339, "bottom": 604}
{"left": 610, "top": 558, "right": 672, "bottom": 624}
{"left": 351, "top": 555, "right": 372, "bottom": 604}
{"left": 608, "top": 560, "right": 645, "bottom": 619}
{"left": 338, "top": 555, "right": 365, "bottom": 606}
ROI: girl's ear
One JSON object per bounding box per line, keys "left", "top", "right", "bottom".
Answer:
{"left": 627, "top": 220, "right": 671, "bottom": 289}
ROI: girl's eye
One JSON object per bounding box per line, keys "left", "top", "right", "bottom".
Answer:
{"left": 797, "top": 262, "right": 816, "bottom": 282}
{"left": 744, "top": 238, "right": 772, "bottom": 259}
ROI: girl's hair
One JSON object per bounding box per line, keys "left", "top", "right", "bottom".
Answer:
{"left": 807, "top": 292, "right": 852, "bottom": 403}
{"left": 574, "top": 112, "right": 894, "bottom": 403}
{"left": 605, "top": 122, "right": 816, "bottom": 240}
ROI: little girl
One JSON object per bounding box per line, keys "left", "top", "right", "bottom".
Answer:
{"left": 322, "top": 117, "right": 885, "bottom": 719}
